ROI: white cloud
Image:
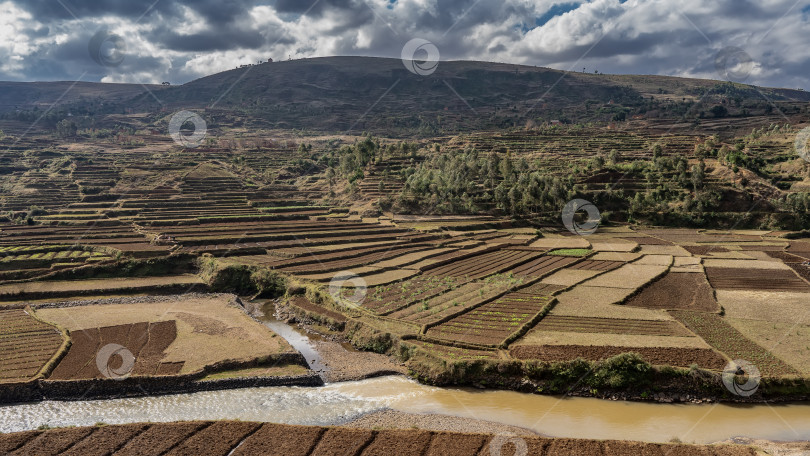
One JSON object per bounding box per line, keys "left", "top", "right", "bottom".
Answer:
{"left": 0, "top": 0, "right": 808, "bottom": 89}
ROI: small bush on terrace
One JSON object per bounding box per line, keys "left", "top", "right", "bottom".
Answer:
{"left": 251, "top": 268, "right": 287, "bottom": 298}
{"left": 589, "top": 353, "right": 653, "bottom": 389}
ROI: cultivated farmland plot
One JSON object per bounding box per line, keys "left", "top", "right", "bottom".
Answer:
{"left": 2, "top": 190, "right": 809, "bottom": 404}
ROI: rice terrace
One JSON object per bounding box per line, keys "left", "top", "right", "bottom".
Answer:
{"left": 2, "top": 1, "right": 810, "bottom": 454}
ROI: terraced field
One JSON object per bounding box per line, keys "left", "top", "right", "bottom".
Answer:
{"left": 425, "top": 282, "right": 559, "bottom": 347}
{"left": 0, "top": 421, "right": 758, "bottom": 456}
{"left": 670, "top": 311, "right": 799, "bottom": 376}
{"left": 705, "top": 267, "right": 810, "bottom": 292}
{"left": 0, "top": 309, "right": 64, "bottom": 383}
{"left": 49, "top": 321, "right": 183, "bottom": 380}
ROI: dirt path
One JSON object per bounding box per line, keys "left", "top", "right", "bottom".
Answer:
{"left": 313, "top": 338, "right": 407, "bottom": 383}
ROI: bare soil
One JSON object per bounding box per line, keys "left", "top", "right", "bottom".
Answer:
{"left": 0, "top": 309, "right": 63, "bottom": 383}
{"left": 705, "top": 267, "right": 810, "bottom": 292}
{"left": 0, "top": 421, "right": 760, "bottom": 456}
{"left": 61, "top": 423, "right": 148, "bottom": 456}
{"left": 114, "top": 422, "right": 208, "bottom": 456}
{"left": 49, "top": 321, "right": 181, "bottom": 380}
{"left": 534, "top": 315, "right": 694, "bottom": 337}
{"left": 625, "top": 271, "right": 719, "bottom": 312}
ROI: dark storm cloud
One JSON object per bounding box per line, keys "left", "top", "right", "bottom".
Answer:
{"left": 16, "top": 0, "right": 258, "bottom": 24}
{"left": 0, "top": 0, "right": 808, "bottom": 89}
{"left": 274, "top": 0, "right": 357, "bottom": 17}
{"left": 155, "top": 29, "right": 267, "bottom": 52}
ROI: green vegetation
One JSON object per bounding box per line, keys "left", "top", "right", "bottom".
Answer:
{"left": 547, "top": 249, "right": 591, "bottom": 257}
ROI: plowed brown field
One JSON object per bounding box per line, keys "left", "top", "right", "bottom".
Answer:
{"left": 49, "top": 320, "right": 182, "bottom": 380}
{"left": 625, "top": 272, "right": 718, "bottom": 311}
{"left": 0, "top": 421, "right": 758, "bottom": 456}
{"left": 705, "top": 267, "right": 810, "bottom": 292}
{"left": 533, "top": 316, "right": 693, "bottom": 337}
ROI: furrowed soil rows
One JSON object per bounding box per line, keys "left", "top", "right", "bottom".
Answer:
{"left": 409, "top": 341, "right": 499, "bottom": 360}
{"left": 165, "top": 421, "right": 261, "bottom": 456}
{"left": 507, "top": 255, "right": 579, "bottom": 277}
{"left": 682, "top": 245, "right": 731, "bottom": 255}
{"left": 425, "top": 282, "right": 557, "bottom": 346}
{"left": 620, "top": 236, "right": 673, "bottom": 245}
{"left": 425, "top": 249, "right": 543, "bottom": 280}
{"left": 534, "top": 316, "right": 694, "bottom": 337}
{"left": 0, "top": 421, "right": 758, "bottom": 456}
{"left": 625, "top": 272, "right": 719, "bottom": 311}
{"left": 231, "top": 423, "right": 324, "bottom": 456}
{"left": 705, "top": 267, "right": 810, "bottom": 292}
{"left": 0, "top": 309, "right": 63, "bottom": 383}
{"left": 49, "top": 320, "right": 182, "bottom": 380}
{"left": 114, "top": 422, "right": 208, "bottom": 456}
{"left": 765, "top": 251, "right": 810, "bottom": 282}
{"left": 364, "top": 276, "right": 470, "bottom": 315}
{"left": 510, "top": 345, "right": 728, "bottom": 369}
{"left": 669, "top": 311, "right": 798, "bottom": 376}
{"left": 362, "top": 429, "right": 434, "bottom": 455}
{"left": 387, "top": 275, "right": 521, "bottom": 325}
{"left": 60, "top": 423, "right": 148, "bottom": 456}
{"left": 289, "top": 296, "right": 347, "bottom": 323}
{"left": 567, "top": 260, "right": 625, "bottom": 271}
{"left": 278, "top": 244, "right": 434, "bottom": 273}
{"left": 8, "top": 426, "right": 95, "bottom": 456}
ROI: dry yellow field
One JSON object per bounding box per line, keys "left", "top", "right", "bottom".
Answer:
{"left": 726, "top": 318, "right": 810, "bottom": 375}
{"left": 550, "top": 286, "right": 673, "bottom": 320}
{"left": 35, "top": 295, "right": 294, "bottom": 374}
{"left": 702, "top": 258, "right": 792, "bottom": 270}
{"left": 0, "top": 274, "right": 203, "bottom": 299}
{"left": 716, "top": 290, "right": 810, "bottom": 323}
{"left": 584, "top": 261, "right": 671, "bottom": 289}
{"left": 514, "top": 330, "right": 710, "bottom": 349}
{"left": 540, "top": 269, "right": 601, "bottom": 286}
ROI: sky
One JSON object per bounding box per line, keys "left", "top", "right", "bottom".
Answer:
{"left": 1, "top": 0, "right": 809, "bottom": 89}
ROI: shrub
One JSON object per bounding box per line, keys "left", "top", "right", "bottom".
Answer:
{"left": 588, "top": 353, "right": 652, "bottom": 389}
{"left": 251, "top": 268, "right": 287, "bottom": 298}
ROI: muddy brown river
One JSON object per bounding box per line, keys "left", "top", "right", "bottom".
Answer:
{"left": 3, "top": 310, "right": 808, "bottom": 444}
{"left": 2, "top": 376, "right": 810, "bottom": 443}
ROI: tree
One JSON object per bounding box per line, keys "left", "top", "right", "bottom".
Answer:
{"left": 710, "top": 105, "right": 728, "bottom": 118}
{"left": 608, "top": 149, "right": 620, "bottom": 165}
{"left": 56, "top": 119, "right": 77, "bottom": 138}
{"left": 651, "top": 143, "right": 663, "bottom": 159}
{"left": 690, "top": 160, "right": 706, "bottom": 191}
